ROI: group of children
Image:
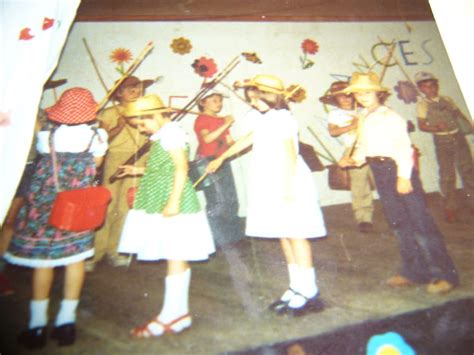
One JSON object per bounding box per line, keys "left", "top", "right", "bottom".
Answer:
{"left": 2, "top": 69, "right": 470, "bottom": 349}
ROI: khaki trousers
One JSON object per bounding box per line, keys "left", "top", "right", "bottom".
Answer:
{"left": 349, "top": 164, "right": 374, "bottom": 224}
{"left": 93, "top": 151, "right": 147, "bottom": 262}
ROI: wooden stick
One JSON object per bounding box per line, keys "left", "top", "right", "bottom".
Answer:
{"left": 82, "top": 38, "right": 109, "bottom": 92}
{"left": 307, "top": 126, "right": 337, "bottom": 163}
{"left": 96, "top": 42, "right": 154, "bottom": 112}
{"left": 192, "top": 172, "right": 208, "bottom": 189}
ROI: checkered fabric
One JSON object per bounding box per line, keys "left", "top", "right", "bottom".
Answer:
{"left": 46, "top": 87, "right": 97, "bottom": 124}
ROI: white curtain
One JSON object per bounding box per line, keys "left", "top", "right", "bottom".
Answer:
{"left": 0, "top": 0, "right": 81, "bottom": 224}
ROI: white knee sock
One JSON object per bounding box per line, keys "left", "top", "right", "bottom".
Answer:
{"left": 281, "top": 263, "right": 299, "bottom": 301}
{"left": 55, "top": 299, "right": 79, "bottom": 326}
{"left": 29, "top": 299, "right": 49, "bottom": 329}
{"left": 159, "top": 268, "right": 191, "bottom": 324}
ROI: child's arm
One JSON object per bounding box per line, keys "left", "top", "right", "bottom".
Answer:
{"left": 206, "top": 132, "right": 253, "bottom": 173}
{"left": 163, "top": 147, "right": 188, "bottom": 217}
{"left": 328, "top": 117, "right": 358, "bottom": 137}
{"left": 199, "top": 116, "right": 234, "bottom": 144}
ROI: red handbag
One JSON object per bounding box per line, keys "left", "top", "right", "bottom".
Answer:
{"left": 47, "top": 128, "right": 111, "bottom": 232}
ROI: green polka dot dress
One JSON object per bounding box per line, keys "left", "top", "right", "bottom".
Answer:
{"left": 118, "top": 122, "right": 215, "bottom": 261}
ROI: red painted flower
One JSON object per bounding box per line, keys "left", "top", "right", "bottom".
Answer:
{"left": 192, "top": 57, "right": 218, "bottom": 78}
{"left": 301, "top": 39, "right": 319, "bottom": 55}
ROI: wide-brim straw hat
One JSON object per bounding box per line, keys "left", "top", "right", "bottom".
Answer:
{"left": 342, "top": 72, "right": 389, "bottom": 94}
{"left": 46, "top": 87, "right": 98, "bottom": 125}
{"left": 124, "top": 94, "right": 173, "bottom": 117}
{"left": 319, "top": 81, "right": 350, "bottom": 106}
{"left": 241, "top": 74, "right": 286, "bottom": 95}
{"left": 111, "top": 76, "right": 154, "bottom": 101}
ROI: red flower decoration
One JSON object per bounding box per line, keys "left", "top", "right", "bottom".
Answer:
{"left": 192, "top": 57, "right": 218, "bottom": 78}
{"left": 19, "top": 27, "right": 34, "bottom": 40}
{"left": 42, "top": 17, "right": 55, "bottom": 30}
{"left": 301, "top": 39, "right": 319, "bottom": 55}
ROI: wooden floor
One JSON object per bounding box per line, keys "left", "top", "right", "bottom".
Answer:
{"left": 0, "top": 193, "right": 473, "bottom": 354}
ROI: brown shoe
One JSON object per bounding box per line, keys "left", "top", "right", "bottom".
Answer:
{"left": 427, "top": 280, "right": 454, "bottom": 294}
{"left": 386, "top": 275, "right": 414, "bottom": 287}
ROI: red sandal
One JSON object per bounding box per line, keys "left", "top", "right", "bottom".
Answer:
{"left": 130, "top": 314, "right": 192, "bottom": 338}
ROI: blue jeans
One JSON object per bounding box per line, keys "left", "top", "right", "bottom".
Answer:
{"left": 369, "top": 159, "right": 459, "bottom": 285}
{"left": 202, "top": 160, "right": 243, "bottom": 247}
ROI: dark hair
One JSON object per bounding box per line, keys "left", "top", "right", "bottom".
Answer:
{"left": 377, "top": 91, "right": 391, "bottom": 104}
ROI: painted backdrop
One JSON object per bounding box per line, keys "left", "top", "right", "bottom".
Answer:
{"left": 43, "top": 20, "right": 473, "bottom": 212}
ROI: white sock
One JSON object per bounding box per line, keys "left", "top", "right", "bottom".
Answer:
{"left": 55, "top": 299, "right": 79, "bottom": 326}
{"left": 158, "top": 268, "right": 191, "bottom": 324}
{"left": 29, "top": 299, "right": 49, "bottom": 329}
{"left": 281, "top": 263, "right": 299, "bottom": 301}
{"left": 288, "top": 267, "right": 318, "bottom": 308}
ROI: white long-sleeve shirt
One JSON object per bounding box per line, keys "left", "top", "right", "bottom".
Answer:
{"left": 353, "top": 106, "right": 413, "bottom": 179}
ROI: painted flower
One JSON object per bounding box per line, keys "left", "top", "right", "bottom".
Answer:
{"left": 394, "top": 80, "right": 418, "bottom": 104}
{"left": 301, "top": 39, "right": 319, "bottom": 54}
{"left": 287, "top": 85, "right": 307, "bottom": 103}
{"left": 192, "top": 57, "right": 218, "bottom": 78}
{"left": 300, "top": 39, "right": 319, "bottom": 70}
{"left": 170, "top": 37, "right": 192, "bottom": 55}
{"left": 109, "top": 48, "right": 133, "bottom": 64}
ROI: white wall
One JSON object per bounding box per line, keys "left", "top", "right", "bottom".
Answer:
{"left": 43, "top": 20, "right": 472, "bottom": 212}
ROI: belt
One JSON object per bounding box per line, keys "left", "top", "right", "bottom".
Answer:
{"left": 366, "top": 156, "right": 393, "bottom": 163}
{"left": 434, "top": 128, "right": 459, "bottom": 136}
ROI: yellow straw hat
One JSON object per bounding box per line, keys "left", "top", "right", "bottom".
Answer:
{"left": 124, "top": 94, "right": 173, "bottom": 117}
{"left": 242, "top": 74, "right": 286, "bottom": 95}
{"left": 342, "top": 72, "right": 389, "bottom": 94}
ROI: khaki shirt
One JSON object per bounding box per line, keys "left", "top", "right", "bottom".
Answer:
{"left": 97, "top": 105, "right": 148, "bottom": 153}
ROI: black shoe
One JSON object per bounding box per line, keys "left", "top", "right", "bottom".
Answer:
{"left": 51, "top": 323, "right": 76, "bottom": 346}
{"left": 268, "top": 289, "right": 296, "bottom": 315}
{"left": 358, "top": 222, "right": 374, "bottom": 233}
{"left": 286, "top": 293, "right": 325, "bottom": 317}
{"left": 17, "top": 326, "right": 47, "bottom": 349}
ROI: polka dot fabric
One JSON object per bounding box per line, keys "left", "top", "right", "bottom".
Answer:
{"left": 46, "top": 87, "right": 98, "bottom": 125}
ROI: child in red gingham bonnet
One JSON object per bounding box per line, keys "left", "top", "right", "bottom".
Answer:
{"left": 5, "top": 87, "right": 109, "bottom": 349}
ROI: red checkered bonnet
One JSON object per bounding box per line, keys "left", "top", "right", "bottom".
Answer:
{"left": 46, "top": 87, "right": 98, "bottom": 125}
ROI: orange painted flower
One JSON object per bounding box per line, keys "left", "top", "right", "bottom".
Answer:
{"left": 171, "top": 37, "right": 192, "bottom": 55}
{"left": 192, "top": 57, "right": 218, "bottom": 78}
{"left": 109, "top": 48, "right": 133, "bottom": 64}
{"left": 301, "top": 39, "right": 319, "bottom": 54}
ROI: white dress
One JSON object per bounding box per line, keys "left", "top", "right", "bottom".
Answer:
{"left": 245, "top": 109, "right": 327, "bottom": 238}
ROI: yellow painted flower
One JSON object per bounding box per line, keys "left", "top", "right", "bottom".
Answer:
{"left": 170, "top": 37, "right": 192, "bottom": 55}
{"left": 109, "top": 48, "right": 133, "bottom": 64}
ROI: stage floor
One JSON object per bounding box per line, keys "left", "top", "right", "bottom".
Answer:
{"left": 1, "top": 193, "right": 473, "bottom": 354}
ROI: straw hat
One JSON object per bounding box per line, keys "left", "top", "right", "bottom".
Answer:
{"left": 124, "top": 94, "right": 172, "bottom": 117}
{"left": 111, "top": 76, "right": 154, "bottom": 101}
{"left": 242, "top": 74, "right": 286, "bottom": 95}
{"left": 319, "top": 81, "right": 350, "bottom": 106}
{"left": 342, "top": 72, "right": 389, "bottom": 94}
{"left": 46, "top": 87, "right": 98, "bottom": 125}
{"left": 414, "top": 71, "right": 438, "bottom": 85}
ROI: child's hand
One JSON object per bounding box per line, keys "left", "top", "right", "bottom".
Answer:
{"left": 397, "top": 177, "right": 413, "bottom": 195}
{"left": 224, "top": 115, "right": 235, "bottom": 126}
{"left": 162, "top": 200, "right": 180, "bottom": 217}
{"left": 206, "top": 157, "right": 224, "bottom": 173}
{"left": 338, "top": 156, "right": 355, "bottom": 168}
{"left": 117, "top": 165, "right": 143, "bottom": 177}
{"left": 349, "top": 116, "right": 359, "bottom": 130}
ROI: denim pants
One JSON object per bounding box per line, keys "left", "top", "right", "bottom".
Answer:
{"left": 369, "top": 159, "right": 459, "bottom": 285}
{"left": 202, "top": 160, "right": 243, "bottom": 247}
